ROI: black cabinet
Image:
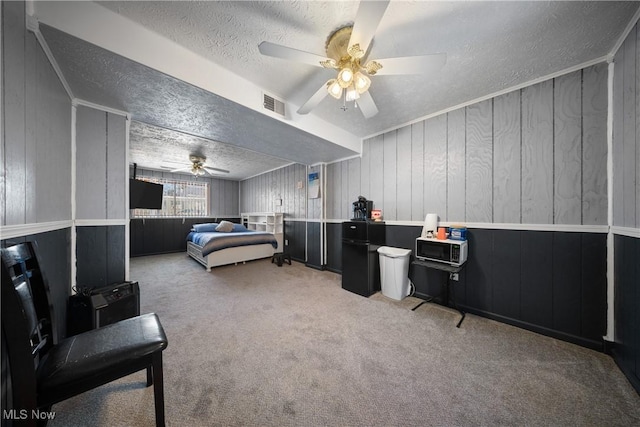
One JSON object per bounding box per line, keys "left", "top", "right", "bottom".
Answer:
{"left": 341, "top": 221, "right": 385, "bottom": 297}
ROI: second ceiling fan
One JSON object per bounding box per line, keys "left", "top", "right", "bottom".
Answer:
{"left": 258, "top": 0, "right": 446, "bottom": 119}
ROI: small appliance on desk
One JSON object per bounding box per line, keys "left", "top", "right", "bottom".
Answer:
{"left": 352, "top": 196, "right": 373, "bottom": 221}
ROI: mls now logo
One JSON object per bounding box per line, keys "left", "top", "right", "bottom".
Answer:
{"left": 3, "top": 409, "right": 56, "bottom": 421}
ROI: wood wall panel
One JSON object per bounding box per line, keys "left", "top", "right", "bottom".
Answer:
{"left": 552, "top": 232, "right": 582, "bottom": 335}
{"left": 522, "top": 80, "right": 554, "bottom": 224}
{"left": 397, "top": 126, "right": 412, "bottom": 220}
{"left": 25, "top": 35, "right": 37, "bottom": 224}
{"left": 520, "top": 232, "right": 553, "bottom": 328}
{"left": 360, "top": 139, "right": 371, "bottom": 207}
{"left": 424, "top": 115, "right": 448, "bottom": 221}
{"left": 582, "top": 63, "right": 608, "bottom": 225}
{"left": 492, "top": 230, "right": 521, "bottom": 319}
{"left": 613, "top": 44, "right": 626, "bottom": 227}
{"left": 326, "top": 163, "right": 337, "bottom": 219}
{"left": 106, "top": 113, "right": 126, "bottom": 219}
{"left": 554, "top": 71, "right": 583, "bottom": 224}
{"left": 612, "top": 23, "right": 640, "bottom": 394}
{"left": 3, "top": 1, "right": 27, "bottom": 225}
{"left": 582, "top": 233, "right": 607, "bottom": 341}
{"left": 465, "top": 100, "right": 493, "bottom": 222}
{"left": 76, "top": 226, "right": 125, "bottom": 288}
{"left": 347, "top": 157, "right": 361, "bottom": 218}
{"left": 446, "top": 108, "right": 466, "bottom": 222}
{"left": 383, "top": 131, "right": 397, "bottom": 219}
{"left": 622, "top": 25, "right": 637, "bottom": 228}
{"left": 411, "top": 122, "right": 425, "bottom": 221}
{"left": 324, "top": 225, "right": 607, "bottom": 349}
{"left": 2, "top": 5, "right": 72, "bottom": 226}
{"left": 368, "top": 135, "right": 384, "bottom": 213}
{"left": 76, "top": 106, "right": 107, "bottom": 219}
{"left": 34, "top": 40, "right": 72, "bottom": 223}
{"left": 326, "top": 64, "right": 608, "bottom": 228}
{"left": 493, "top": 91, "right": 521, "bottom": 223}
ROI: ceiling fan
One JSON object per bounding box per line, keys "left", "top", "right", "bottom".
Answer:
{"left": 258, "top": 0, "right": 446, "bottom": 119}
{"left": 165, "top": 155, "right": 229, "bottom": 177}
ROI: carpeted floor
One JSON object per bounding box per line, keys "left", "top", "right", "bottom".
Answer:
{"left": 50, "top": 253, "right": 640, "bottom": 426}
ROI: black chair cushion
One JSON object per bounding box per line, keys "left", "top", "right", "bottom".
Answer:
{"left": 36, "top": 313, "right": 168, "bottom": 405}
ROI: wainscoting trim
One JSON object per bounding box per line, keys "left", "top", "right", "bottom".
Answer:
{"left": 75, "top": 219, "right": 128, "bottom": 226}
{"left": 1, "top": 220, "right": 73, "bottom": 239}
{"left": 324, "top": 219, "right": 608, "bottom": 233}
{"left": 611, "top": 226, "right": 640, "bottom": 238}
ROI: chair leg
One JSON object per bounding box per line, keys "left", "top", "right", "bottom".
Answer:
{"left": 152, "top": 352, "right": 165, "bottom": 427}
{"left": 147, "top": 366, "right": 153, "bottom": 387}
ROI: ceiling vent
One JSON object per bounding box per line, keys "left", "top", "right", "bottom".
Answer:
{"left": 263, "top": 93, "right": 285, "bottom": 117}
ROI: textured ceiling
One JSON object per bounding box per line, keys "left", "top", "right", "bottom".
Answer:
{"left": 96, "top": 1, "right": 638, "bottom": 136}
{"left": 128, "top": 121, "right": 291, "bottom": 180}
{"left": 34, "top": 1, "right": 639, "bottom": 179}
{"left": 40, "top": 24, "right": 357, "bottom": 177}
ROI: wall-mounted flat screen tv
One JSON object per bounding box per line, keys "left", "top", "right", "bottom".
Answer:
{"left": 130, "top": 179, "right": 163, "bottom": 209}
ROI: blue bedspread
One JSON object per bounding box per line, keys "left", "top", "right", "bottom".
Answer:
{"left": 187, "top": 230, "right": 278, "bottom": 257}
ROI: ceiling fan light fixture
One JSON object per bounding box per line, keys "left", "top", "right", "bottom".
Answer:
{"left": 327, "top": 79, "right": 343, "bottom": 99}
{"left": 354, "top": 72, "right": 371, "bottom": 94}
{"left": 347, "top": 43, "right": 365, "bottom": 60}
{"left": 364, "top": 60, "right": 383, "bottom": 75}
{"left": 337, "top": 67, "right": 354, "bottom": 88}
{"left": 320, "top": 58, "right": 337, "bottom": 69}
{"left": 345, "top": 84, "right": 360, "bottom": 102}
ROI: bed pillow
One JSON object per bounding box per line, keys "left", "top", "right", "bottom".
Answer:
{"left": 192, "top": 223, "right": 218, "bottom": 232}
{"left": 215, "top": 220, "right": 235, "bottom": 232}
{"left": 232, "top": 223, "right": 249, "bottom": 232}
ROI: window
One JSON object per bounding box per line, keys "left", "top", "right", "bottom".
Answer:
{"left": 132, "top": 176, "right": 209, "bottom": 218}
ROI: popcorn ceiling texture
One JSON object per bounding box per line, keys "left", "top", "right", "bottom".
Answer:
{"left": 39, "top": 2, "right": 639, "bottom": 176}
{"left": 96, "top": 1, "right": 636, "bottom": 136}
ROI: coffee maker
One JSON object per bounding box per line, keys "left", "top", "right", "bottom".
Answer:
{"left": 352, "top": 196, "right": 373, "bottom": 221}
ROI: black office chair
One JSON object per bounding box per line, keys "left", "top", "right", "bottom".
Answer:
{"left": 1, "top": 242, "right": 168, "bottom": 426}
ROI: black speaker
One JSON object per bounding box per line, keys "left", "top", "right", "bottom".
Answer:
{"left": 68, "top": 282, "right": 140, "bottom": 336}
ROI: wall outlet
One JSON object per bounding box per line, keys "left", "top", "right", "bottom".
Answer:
{"left": 285, "top": 239, "right": 289, "bottom": 246}
{"left": 452, "top": 273, "right": 459, "bottom": 281}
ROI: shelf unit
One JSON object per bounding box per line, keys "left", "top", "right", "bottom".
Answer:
{"left": 241, "top": 212, "right": 284, "bottom": 250}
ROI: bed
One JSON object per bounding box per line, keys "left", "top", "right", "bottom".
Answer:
{"left": 186, "top": 221, "right": 279, "bottom": 271}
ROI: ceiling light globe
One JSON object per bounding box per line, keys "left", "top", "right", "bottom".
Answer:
{"left": 354, "top": 72, "right": 371, "bottom": 94}
{"left": 327, "top": 79, "right": 343, "bottom": 99}
{"left": 345, "top": 84, "right": 360, "bottom": 102}
{"left": 337, "top": 67, "right": 354, "bottom": 88}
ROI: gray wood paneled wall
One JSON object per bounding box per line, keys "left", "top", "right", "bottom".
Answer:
{"left": 2, "top": 1, "right": 72, "bottom": 226}
{"left": 76, "top": 106, "right": 127, "bottom": 220}
{"left": 327, "top": 62, "right": 608, "bottom": 225}
{"left": 613, "top": 22, "right": 640, "bottom": 229}
{"left": 239, "top": 163, "right": 308, "bottom": 218}
{"left": 136, "top": 167, "right": 239, "bottom": 216}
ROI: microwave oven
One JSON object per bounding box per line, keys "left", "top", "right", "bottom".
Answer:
{"left": 415, "top": 238, "right": 468, "bottom": 266}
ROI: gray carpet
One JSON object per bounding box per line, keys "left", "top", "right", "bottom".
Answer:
{"left": 50, "top": 253, "right": 640, "bottom": 426}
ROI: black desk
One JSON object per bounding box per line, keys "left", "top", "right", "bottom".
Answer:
{"left": 411, "top": 259, "right": 466, "bottom": 327}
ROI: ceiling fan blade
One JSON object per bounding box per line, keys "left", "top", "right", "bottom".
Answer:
{"left": 297, "top": 82, "right": 330, "bottom": 115}
{"left": 258, "top": 41, "right": 329, "bottom": 67}
{"left": 349, "top": 0, "right": 390, "bottom": 55}
{"left": 357, "top": 91, "right": 378, "bottom": 119}
{"left": 169, "top": 166, "right": 191, "bottom": 173}
{"left": 203, "top": 166, "right": 230, "bottom": 175}
{"left": 373, "top": 53, "right": 447, "bottom": 76}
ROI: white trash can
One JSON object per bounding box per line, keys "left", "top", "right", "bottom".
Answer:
{"left": 377, "top": 246, "right": 412, "bottom": 300}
